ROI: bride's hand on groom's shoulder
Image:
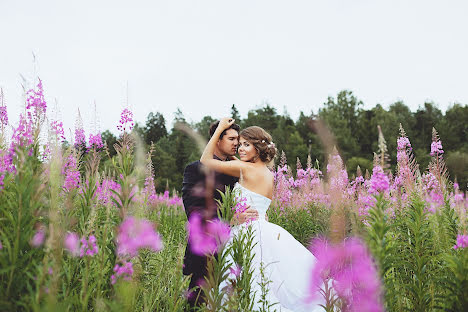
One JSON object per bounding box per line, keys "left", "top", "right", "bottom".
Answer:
{"left": 218, "top": 117, "right": 235, "bottom": 130}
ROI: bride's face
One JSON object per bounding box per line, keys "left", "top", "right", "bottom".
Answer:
{"left": 238, "top": 137, "right": 258, "bottom": 162}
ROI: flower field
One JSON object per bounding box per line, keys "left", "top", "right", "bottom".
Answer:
{"left": 0, "top": 80, "right": 467, "bottom": 311}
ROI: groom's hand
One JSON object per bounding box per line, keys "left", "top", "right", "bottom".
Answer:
{"left": 233, "top": 207, "right": 259, "bottom": 225}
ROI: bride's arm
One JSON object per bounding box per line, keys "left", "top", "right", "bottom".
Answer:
{"left": 200, "top": 117, "right": 246, "bottom": 177}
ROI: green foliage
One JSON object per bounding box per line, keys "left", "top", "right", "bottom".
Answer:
{"left": 267, "top": 203, "right": 330, "bottom": 247}
{"left": 215, "top": 186, "right": 237, "bottom": 224}
{"left": 225, "top": 226, "right": 256, "bottom": 311}
{"left": 365, "top": 194, "right": 395, "bottom": 310}
{"left": 445, "top": 151, "right": 468, "bottom": 189}
{"left": 346, "top": 157, "right": 372, "bottom": 177}
{"left": 0, "top": 146, "right": 44, "bottom": 311}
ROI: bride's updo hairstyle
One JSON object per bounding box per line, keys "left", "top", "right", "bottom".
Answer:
{"left": 240, "top": 126, "right": 277, "bottom": 163}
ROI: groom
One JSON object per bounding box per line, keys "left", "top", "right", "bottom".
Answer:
{"left": 182, "top": 120, "right": 258, "bottom": 309}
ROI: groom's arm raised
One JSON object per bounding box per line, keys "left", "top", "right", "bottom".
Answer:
{"left": 200, "top": 117, "right": 247, "bottom": 177}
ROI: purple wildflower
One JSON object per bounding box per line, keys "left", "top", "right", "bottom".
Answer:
{"left": 368, "top": 166, "right": 390, "bottom": 195}
{"left": 88, "top": 132, "right": 103, "bottom": 150}
{"left": 229, "top": 264, "right": 242, "bottom": 278}
{"left": 309, "top": 238, "right": 383, "bottom": 312}
{"left": 96, "top": 178, "right": 120, "bottom": 205}
{"left": 453, "top": 234, "right": 468, "bottom": 250}
{"left": 187, "top": 212, "right": 230, "bottom": 256}
{"left": 0, "top": 174, "right": 4, "bottom": 191}
{"left": 62, "top": 154, "right": 80, "bottom": 192}
{"left": 25, "top": 78, "right": 47, "bottom": 124}
{"left": 234, "top": 196, "right": 248, "bottom": 213}
{"left": 117, "top": 108, "right": 134, "bottom": 132}
{"left": 0, "top": 106, "right": 7, "bottom": 127}
{"left": 111, "top": 261, "right": 134, "bottom": 285}
{"left": 64, "top": 232, "right": 80, "bottom": 256}
{"left": 50, "top": 120, "right": 66, "bottom": 142}
{"left": 31, "top": 228, "right": 46, "bottom": 247}
{"left": 116, "top": 216, "right": 163, "bottom": 258}
{"left": 79, "top": 235, "right": 99, "bottom": 257}
{"left": 430, "top": 140, "right": 444, "bottom": 157}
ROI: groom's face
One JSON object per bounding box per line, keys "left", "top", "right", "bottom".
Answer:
{"left": 217, "top": 129, "right": 239, "bottom": 157}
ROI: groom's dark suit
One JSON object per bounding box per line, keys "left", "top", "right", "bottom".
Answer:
{"left": 182, "top": 156, "right": 238, "bottom": 308}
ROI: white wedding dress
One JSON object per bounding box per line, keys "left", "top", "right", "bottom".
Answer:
{"left": 222, "top": 182, "right": 325, "bottom": 312}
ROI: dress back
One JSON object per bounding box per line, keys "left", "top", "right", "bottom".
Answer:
{"left": 233, "top": 182, "right": 271, "bottom": 220}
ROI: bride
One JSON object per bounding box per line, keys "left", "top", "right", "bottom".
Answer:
{"left": 200, "top": 118, "right": 325, "bottom": 312}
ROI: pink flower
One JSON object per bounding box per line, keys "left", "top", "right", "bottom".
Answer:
{"left": 117, "top": 108, "right": 134, "bottom": 132}
{"left": 25, "top": 78, "right": 47, "bottom": 124}
{"left": 0, "top": 106, "right": 7, "bottom": 126}
{"left": 64, "top": 232, "right": 80, "bottom": 256}
{"left": 96, "top": 178, "right": 120, "bottom": 205}
{"left": 234, "top": 196, "right": 248, "bottom": 213}
{"left": 309, "top": 238, "right": 383, "bottom": 312}
{"left": 31, "top": 229, "right": 45, "bottom": 247}
{"left": 229, "top": 264, "right": 242, "bottom": 278}
{"left": 50, "top": 120, "right": 66, "bottom": 142}
{"left": 453, "top": 234, "right": 468, "bottom": 250}
{"left": 111, "top": 261, "right": 134, "bottom": 284}
{"left": 116, "top": 217, "right": 163, "bottom": 257}
{"left": 368, "top": 166, "right": 389, "bottom": 195}
{"left": 62, "top": 154, "right": 80, "bottom": 192}
{"left": 187, "top": 213, "right": 230, "bottom": 256}
{"left": 88, "top": 132, "right": 103, "bottom": 150}
{"left": 430, "top": 140, "right": 444, "bottom": 157}
{"left": 79, "top": 235, "right": 99, "bottom": 257}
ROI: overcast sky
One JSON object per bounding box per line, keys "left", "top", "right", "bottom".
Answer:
{"left": 1, "top": 0, "right": 467, "bottom": 138}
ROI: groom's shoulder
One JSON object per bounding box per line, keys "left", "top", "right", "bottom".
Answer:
{"left": 184, "top": 160, "right": 202, "bottom": 175}
{"left": 185, "top": 160, "right": 201, "bottom": 170}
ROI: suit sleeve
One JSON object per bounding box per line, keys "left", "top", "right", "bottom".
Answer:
{"left": 182, "top": 162, "right": 204, "bottom": 219}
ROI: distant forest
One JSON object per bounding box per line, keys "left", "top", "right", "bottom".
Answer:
{"left": 100, "top": 90, "right": 468, "bottom": 192}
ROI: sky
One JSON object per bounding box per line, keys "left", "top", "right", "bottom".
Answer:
{"left": 0, "top": 0, "right": 467, "bottom": 138}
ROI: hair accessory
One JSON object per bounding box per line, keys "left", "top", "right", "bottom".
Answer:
{"left": 261, "top": 140, "right": 265, "bottom": 143}
{"left": 267, "top": 142, "right": 275, "bottom": 148}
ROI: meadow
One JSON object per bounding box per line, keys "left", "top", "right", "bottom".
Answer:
{"left": 0, "top": 80, "right": 466, "bottom": 311}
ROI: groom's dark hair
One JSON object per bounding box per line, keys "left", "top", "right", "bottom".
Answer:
{"left": 209, "top": 121, "right": 240, "bottom": 139}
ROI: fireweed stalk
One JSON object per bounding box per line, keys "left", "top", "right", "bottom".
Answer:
{"left": 111, "top": 108, "right": 137, "bottom": 219}
{"left": 0, "top": 102, "right": 45, "bottom": 308}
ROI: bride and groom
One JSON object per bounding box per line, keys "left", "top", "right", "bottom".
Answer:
{"left": 182, "top": 118, "right": 324, "bottom": 311}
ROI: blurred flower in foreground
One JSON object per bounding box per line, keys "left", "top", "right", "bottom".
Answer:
{"left": 116, "top": 216, "right": 163, "bottom": 258}
{"left": 453, "top": 234, "right": 468, "bottom": 250}
{"left": 31, "top": 228, "right": 45, "bottom": 247}
{"left": 187, "top": 212, "right": 230, "bottom": 256}
{"left": 64, "top": 232, "right": 80, "bottom": 256}
{"left": 309, "top": 238, "right": 383, "bottom": 312}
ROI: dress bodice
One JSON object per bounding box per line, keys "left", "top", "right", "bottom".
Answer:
{"left": 233, "top": 182, "right": 271, "bottom": 220}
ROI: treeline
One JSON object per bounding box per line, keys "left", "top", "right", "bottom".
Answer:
{"left": 101, "top": 90, "right": 468, "bottom": 192}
